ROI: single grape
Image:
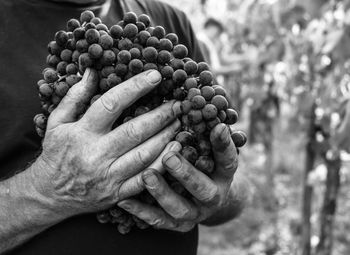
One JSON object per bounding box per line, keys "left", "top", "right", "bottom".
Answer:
{"left": 157, "top": 50, "right": 171, "bottom": 65}
{"left": 170, "top": 58, "right": 184, "bottom": 70}
{"left": 76, "top": 39, "right": 89, "bottom": 53}
{"left": 184, "top": 61, "right": 198, "bottom": 75}
{"left": 195, "top": 156, "right": 215, "bottom": 175}
{"left": 175, "top": 131, "right": 194, "bottom": 146}
{"left": 142, "top": 47, "right": 158, "bottom": 62}
{"left": 138, "top": 14, "right": 151, "bottom": 27}
{"left": 99, "top": 78, "right": 109, "bottom": 92}
{"left": 159, "top": 38, "right": 173, "bottom": 51}
{"left": 146, "top": 36, "right": 160, "bottom": 48}
{"left": 55, "top": 81, "right": 70, "bottom": 97}
{"left": 88, "top": 43, "right": 103, "bottom": 59}
{"left": 72, "top": 50, "right": 80, "bottom": 62}
{"left": 66, "top": 63, "right": 78, "bottom": 75}
{"left": 73, "top": 27, "right": 85, "bottom": 40}
{"left": 123, "top": 12, "right": 137, "bottom": 24}
{"left": 107, "top": 73, "right": 122, "bottom": 87}
{"left": 99, "top": 34, "right": 113, "bottom": 49}
{"left": 129, "top": 47, "right": 141, "bottom": 59}
{"left": 39, "top": 83, "right": 54, "bottom": 97}
{"left": 43, "top": 69, "right": 59, "bottom": 83}
{"left": 184, "top": 78, "right": 198, "bottom": 90}
{"left": 34, "top": 114, "right": 47, "bottom": 129}
{"left": 225, "top": 109, "right": 238, "bottom": 125}
{"left": 85, "top": 28, "right": 100, "bottom": 44}
{"left": 123, "top": 23, "right": 138, "bottom": 38}
{"left": 96, "top": 23, "right": 108, "bottom": 32}
{"left": 197, "top": 62, "right": 210, "bottom": 74}
{"left": 136, "top": 31, "right": 150, "bottom": 46}
{"left": 231, "top": 131, "right": 247, "bottom": 147}
{"left": 85, "top": 22, "right": 96, "bottom": 30}
{"left": 67, "top": 18, "right": 80, "bottom": 32}
{"left": 165, "top": 33, "right": 179, "bottom": 45}
{"left": 100, "top": 50, "right": 116, "bottom": 66}
{"left": 191, "top": 95, "right": 206, "bottom": 109}
{"left": 66, "top": 39, "right": 76, "bottom": 51}
{"left": 129, "top": 59, "right": 143, "bottom": 74}
{"left": 173, "top": 44, "right": 188, "bottom": 59}
{"left": 153, "top": 26, "right": 166, "bottom": 39}
{"left": 55, "top": 30, "right": 68, "bottom": 47}
{"left": 66, "top": 75, "right": 81, "bottom": 86}
{"left": 188, "top": 109, "right": 203, "bottom": 124}
{"left": 211, "top": 95, "right": 228, "bottom": 111}
{"left": 110, "top": 25, "right": 123, "bottom": 39}
{"left": 90, "top": 17, "right": 102, "bottom": 25}
{"left": 212, "top": 85, "right": 226, "bottom": 96}
{"left": 181, "top": 146, "right": 198, "bottom": 164}
{"left": 136, "top": 21, "right": 146, "bottom": 32}
{"left": 160, "top": 65, "right": 174, "bottom": 79}
{"left": 79, "top": 53, "right": 93, "bottom": 68}
{"left": 202, "top": 104, "right": 218, "bottom": 120}
{"left": 115, "top": 63, "right": 128, "bottom": 76}
{"left": 199, "top": 70, "right": 213, "bottom": 86}
{"left": 80, "top": 10, "right": 95, "bottom": 23}
{"left": 48, "top": 41, "right": 62, "bottom": 56}
{"left": 201, "top": 86, "right": 215, "bottom": 100}
{"left": 117, "top": 50, "right": 131, "bottom": 64}
{"left": 47, "top": 54, "right": 61, "bottom": 67}
{"left": 173, "top": 69, "right": 187, "bottom": 84}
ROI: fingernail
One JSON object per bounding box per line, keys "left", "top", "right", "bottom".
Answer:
{"left": 146, "top": 70, "right": 162, "bottom": 85}
{"left": 118, "top": 201, "right": 132, "bottom": 211}
{"left": 164, "top": 154, "right": 182, "bottom": 170}
{"left": 142, "top": 171, "right": 159, "bottom": 189}
{"left": 219, "top": 125, "right": 230, "bottom": 142}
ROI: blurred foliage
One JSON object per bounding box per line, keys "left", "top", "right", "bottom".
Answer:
{"left": 159, "top": 0, "right": 350, "bottom": 254}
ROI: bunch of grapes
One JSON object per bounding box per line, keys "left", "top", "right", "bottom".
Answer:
{"left": 34, "top": 10, "right": 247, "bottom": 234}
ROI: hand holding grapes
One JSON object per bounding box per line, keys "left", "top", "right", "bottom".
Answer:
{"left": 117, "top": 123, "right": 239, "bottom": 232}
{"left": 34, "top": 68, "right": 181, "bottom": 218}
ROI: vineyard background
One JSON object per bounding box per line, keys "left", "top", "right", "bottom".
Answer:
{"left": 159, "top": 0, "right": 350, "bottom": 254}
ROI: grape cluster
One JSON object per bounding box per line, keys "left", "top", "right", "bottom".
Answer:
{"left": 34, "top": 11, "right": 247, "bottom": 234}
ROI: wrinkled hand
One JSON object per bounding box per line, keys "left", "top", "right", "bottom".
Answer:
{"left": 33, "top": 68, "right": 181, "bottom": 217}
{"left": 118, "top": 124, "right": 238, "bottom": 232}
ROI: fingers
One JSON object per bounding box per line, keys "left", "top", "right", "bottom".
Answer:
{"left": 210, "top": 124, "right": 238, "bottom": 181}
{"left": 101, "top": 100, "right": 181, "bottom": 157}
{"left": 118, "top": 199, "right": 195, "bottom": 232}
{"left": 79, "top": 70, "right": 162, "bottom": 133}
{"left": 162, "top": 152, "right": 220, "bottom": 205}
{"left": 142, "top": 169, "right": 200, "bottom": 221}
{"left": 47, "top": 68, "right": 98, "bottom": 129}
{"left": 117, "top": 141, "right": 182, "bottom": 200}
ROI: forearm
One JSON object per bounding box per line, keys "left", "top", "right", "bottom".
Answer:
{"left": 0, "top": 161, "right": 65, "bottom": 253}
{"left": 201, "top": 171, "right": 250, "bottom": 226}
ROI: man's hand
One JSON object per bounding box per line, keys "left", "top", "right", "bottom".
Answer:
{"left": 33, "top": 68, "right": 181, "bottom": 217}
{"left": 118, "top": 124, "right": 242, "bottom": 232}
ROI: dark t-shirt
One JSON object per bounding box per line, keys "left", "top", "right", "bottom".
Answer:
{"left": 0, "top": 0, "right": 204, "bottom": 254}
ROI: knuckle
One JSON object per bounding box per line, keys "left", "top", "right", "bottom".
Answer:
{"left": 223, "top": 158, "right": 238, "bottom": 173}
{"left": 124, "top": 122, "right": 143, "bottom": 143}
{"left": 134, "top": 149, "right": 153, "bottom": 168}
{"left": 173, "top": 208, "right": 192, "bottom": 221}
{"left": 100, "top": 92, "right": 120, "bottom": 113}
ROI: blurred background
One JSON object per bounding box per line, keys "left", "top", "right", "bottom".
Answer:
{"left": 159, "top": 0, "right": 350, "bottom": 254}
